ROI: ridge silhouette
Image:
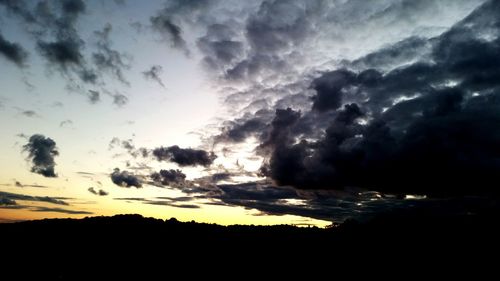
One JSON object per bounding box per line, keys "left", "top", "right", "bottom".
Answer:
{"left": 2, "top": 209, "right": 498, "bottom": 278}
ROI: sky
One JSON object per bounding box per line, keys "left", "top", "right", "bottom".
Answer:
{"left": 1, "top": 0, "right": 499, "bottom": 226}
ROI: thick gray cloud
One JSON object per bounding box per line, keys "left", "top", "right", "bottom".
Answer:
{"left": 310, "top": 69, "right": 357, "bottom": 112}
{"left": 150, "top": 169, "right": 186, "bottom": 187}
{"left": 245, "top": 0, "right": 319, "bottom": 52}
{"left": 23, "top": 134, "right": 59, "bottom": 178}
{"left": 195, "top": 0, "right": 500, "bottom": 210}
{"left": 215, "top": 116, "right": 267, "bottom": 144}
{"left": 351, "top": 36, "right": 432, "bottom": 71}
{"left": 197, "top": 22, "right": 244, "bottom": 72}
{"left": 258, "top": 107, "right": 301, "bottom": 154}
{"left": 219, "top": 0, "right": 325, "bottom": 81}
{"left": 110, "top": 168, "right": 142, "bottom": 188}
{"left": 37, "top": 39, "right": 98, "bottom": 84}
{"left": 152, "top": 145, "right": 216, "bottom": 167}
{"left": 197, "top": 0, "right": 486, "bottom": 127}
{"left": 37, "top": 40, "right": 81, "bottom": 66}
{"left": 0, "top": 31, "right": 28, "bottom": 66}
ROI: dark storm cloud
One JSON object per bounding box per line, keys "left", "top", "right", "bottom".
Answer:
{"left": 23, "top": 134, "right": 59, "bottom": 178}
{"left": 0, "top": 32, "right": 28, "bottom": 66}
{"left": 88, "top": 187, "right": 108, "bottom": 196}
{"left": 166, "top": 180, "right": 410, "bottom": 222}
{"left": 60, "top": 0, "right": 85, "bottom": 16}
{"left": 152, "top": 145, "right": 216, "bottom": 167}
{"left": 217, "top": 182, "right": 297, "bottom": 202}
{"left": 227, "top": 194, "right": 406, "bottom": 222}
{"left": 211, "top": 173, "right": 231, "bottom": 182}
{"left": 92, "top": 23, "right": 130, "bottom": 86}
{"left": 37, "top": 40, "right": 83, "bottom": 69}
{"left": 215, "top": 117, "right": 267, "bottom": 143}
{"left": 131, "top": 0, "right": 498, "bottom": 221}
{"left": 258, "top": 108, "right": 301, "bottom": 152}
{"left": 150, "top": 169, "right": 186, "bottom": 187}
{"left": 0, "top": 191, "right": 68, "bottom": 205}
{"left": 110, "top": 168, "right": 142, "bottom": 188}
{"left": 310, "top": 69, "right": 357, "bottom": 112}
{"left": 142, "top": 65, "right": 165, "bottom": 88}
{"left": 351, "top": 36, "right": 432, "bottom": 71}
{"left": 256, "top": 0, "right": 500, "bottom": 197}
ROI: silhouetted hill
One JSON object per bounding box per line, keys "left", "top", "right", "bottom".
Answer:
{"left": 2, "top": 210, "right": 499, "bottom": 278}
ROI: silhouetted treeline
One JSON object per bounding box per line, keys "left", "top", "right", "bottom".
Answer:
{"left": 2, "top": 209, "right": 498, "bottom": 278}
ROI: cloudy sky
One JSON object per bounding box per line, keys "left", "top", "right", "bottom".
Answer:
{"left": 1, "top": 0, "right": 498, "bottom": 226}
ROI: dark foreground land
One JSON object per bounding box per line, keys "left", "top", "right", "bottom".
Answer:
{"left": 1, "top": 209, "right": 499, "bottom": 277}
